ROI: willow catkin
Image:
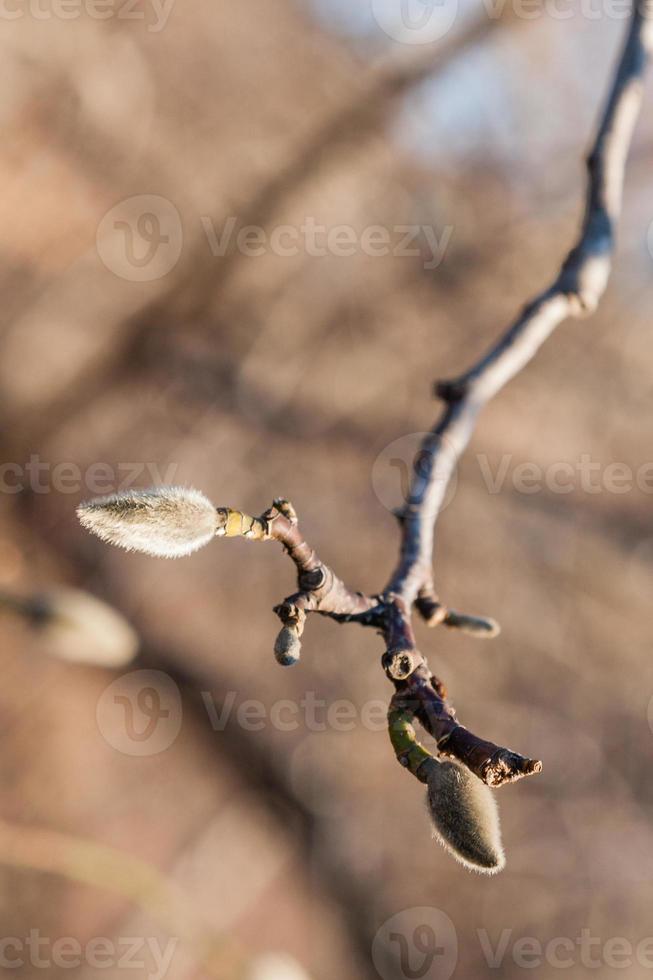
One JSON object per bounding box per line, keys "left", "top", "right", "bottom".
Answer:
{"left": 77, "top": 487, "right": 218, "bottom": 558}
{"left": 425, "top": 759, "right": 505, "bottom": 874}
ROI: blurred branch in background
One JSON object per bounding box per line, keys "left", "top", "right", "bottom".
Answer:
{"left": 0, "top": 820, "right": 236, "bottom": 978}
{"left": 5, "top": 2, "right": 526, "bottom": 453}
{"left": 0, "top": 586, "right": 138, "bottom": 667}
{"left": 8, "top": 492, "right": 386, "bottom": 979}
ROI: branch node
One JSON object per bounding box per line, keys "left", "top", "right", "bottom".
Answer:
{"left": 382, "top": 648, "right": 418, "bottom": 681}
{"left": 434, "top": 378, "right": 468, "bottom": 403}
{"left": 416, "top": 596, "right": 447, "bottom": 627}
{"left": 298, "top": 567, "right": 326, "bottom": 592}
{"left": 273, "top": 498, "right": 299, "bottom": 526}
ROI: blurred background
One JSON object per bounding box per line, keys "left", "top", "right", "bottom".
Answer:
{"left": 0, "top": 0, "right": 653, "bottom": 977}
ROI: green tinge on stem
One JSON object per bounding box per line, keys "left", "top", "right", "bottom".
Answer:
{"left": 388, "top": 706, "right": 436, "bottom": 781}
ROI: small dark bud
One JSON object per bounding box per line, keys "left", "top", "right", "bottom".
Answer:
{"left": 435, "top": 378, "right": 467, "bottom": 402}
{"left": 274, "top": 626, "right": 301, "bottom": 667}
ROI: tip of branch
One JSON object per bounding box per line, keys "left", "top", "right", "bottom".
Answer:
{"left": 482, "top": 750, "right": 543, "bottom": 787}
{"left": 382, "top": 649, "right": 417, "bottom": 681}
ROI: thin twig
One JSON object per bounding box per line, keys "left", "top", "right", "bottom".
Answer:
{"left": 375, "top": 0, "right": 652, "bottom": 786}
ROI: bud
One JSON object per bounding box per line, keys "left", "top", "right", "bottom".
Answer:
{"left": 274, "top": 626, "right": 301, "bottom": 667}
{"left": 444, "top": 610, "right": 500, "bottom": 638}
{"left": 425, "top": 759, "right": 505, "bottom": 874}
{"left": 32, "top": 589, "right": 138, "bottom": 667}
{"left": 77, "top": 487, "right": 218, "bottom": 558}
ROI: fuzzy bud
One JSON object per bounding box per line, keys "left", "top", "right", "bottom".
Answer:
{"left": 77, "top": 487, "right": 218, "bottom": 558}
{"left": 274, "top": 626, "right": 301, "bottom": 667}
{"left": 32, "top": 589, "right": 138, "bottom": 667}
{"left": 425, "top": 759, "right": 505, "bottom": 874}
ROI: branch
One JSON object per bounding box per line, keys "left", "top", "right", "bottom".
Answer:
{"left": 366, "top": 0, "right": 652, "bottom": 795}
{"left": 77, "top": 1, "right": 652, "bottom": 871}
{"left": 388, "top": 0, "right": 653, "bottom": 606}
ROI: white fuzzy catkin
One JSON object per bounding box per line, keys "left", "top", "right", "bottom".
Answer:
{"left": 36, "top": 589, "right": 139, "bottom": 667}
{"left": 77, "top": 487, "right": 218, "bottom": 558}
{"left": 426, "top": 759, "right": 505, "bottom": 874}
